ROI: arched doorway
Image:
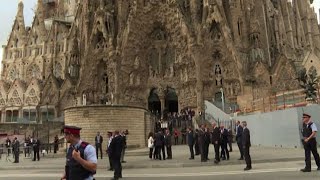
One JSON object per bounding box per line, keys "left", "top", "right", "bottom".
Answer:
{"left": 148, "top": 88, "right": 161, "bottom": 117}
{"left": 165, "top": 87, "right": 178, "bottom": 115}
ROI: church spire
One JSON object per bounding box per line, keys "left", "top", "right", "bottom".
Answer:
{"left": 16, "top": 0, "right": 25, "bottom": 32}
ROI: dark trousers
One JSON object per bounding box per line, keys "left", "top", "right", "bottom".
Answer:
{"left": 33, "top": 149, "right": 40, "bottom": 161}
{"left": 24, "top": 147, "right": 30, "bottom": 157}
{"left": 204, "top": 143, "right": 209, "bottom": 160}
{"left": 243, "top": 145, "right": 252, "bottom": 168}
{"left": 14, "top": 151, "right": 19, "bottom": 163}
{"left": 149, "top": 148, "right": 153, "bottom": 159}
{"left": 195, "top": 143, "right": 200, "bottom": 155}
{"left": 161, "top": 145, "right": 166, "bottom": 160}
{"left": 221, "top": 142, "right": 229, "bottom": 159}
{"left": 96, "top": 143, "right": 103, "bottom": 159}
{"left": 112, "top": 158, "right": 122, "bottom": 179}
{"left": 108, "top": 154, "right": 113, "bottom": 170}
{"left": 200, "top": 143, "right": 205, "bottom": 161}
{"left": 154, "top": 146, "right": 162, "bottom": 160}
{"left": 166, "top": 146, "right": 172, "bottom": 159}
{"left": 228, "top": 141, "right": 233, "bottom": 151}
{"left": 174, "top": 137, "right": 178, "bottom": 145}
{"left": 304, "top": 139, "right": 320, "bottom": 170}
{"left": 189, "top": 145, "right": 194, "bottom": 158}
{"left": 54, "top": 144, "right": 58, "bottom": 153}
{"left": 237, "top": 141, "right": 244, "bottom": 159}
{"left": 213, "top": 143, "right": 220, "bottom": 162}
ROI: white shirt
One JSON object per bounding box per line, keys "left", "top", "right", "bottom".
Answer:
{"left": 148, "top": 137, "right": 154, "bottom": 148}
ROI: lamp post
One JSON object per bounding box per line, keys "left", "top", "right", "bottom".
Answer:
{"left": 46, "top": 102, "right": 49, "bottom": 153}
{"left": 220, "top": 88, "right": 225, "bottom": 112}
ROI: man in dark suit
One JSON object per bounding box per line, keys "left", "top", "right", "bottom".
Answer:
{"left": 220, "top": 125, "right": 229, "bottom": 160}
{"left": 194, "top": 129, "right": 200, "bottom": 155}
{"left": 164, "top": 129, "right": 172, "bottom": 159}
{"left": 109, "top": 130, "right": 123, "bottom": 180}
{"left": 204, "top": 126, "right": 211, "bottom": 161}
{"left": 242, "top": 121, "right": 252, "bottom": 171}
{"left": 235, "top": 120, "right": 244, "bottom": 160}
{"left": 95, "top": 132, "right": 103, "bottom": 159}
{"left": 198, "top": 125, "right": 206, "bottom": 162}
{"left": 32, "top": 138, "right": 40, "bottom": 161}
{"left": 211, "top": 122, "right": 221, "bottom": 163}
{"left": 13, "top": 137, "right": 20, "bottom": 163}
{"left": 187, "top": 127, "right": 194, "bottom": 159}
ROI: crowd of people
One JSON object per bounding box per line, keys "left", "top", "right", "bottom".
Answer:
{"left": 148, "top": 120, "right": 252, "bottom": 170}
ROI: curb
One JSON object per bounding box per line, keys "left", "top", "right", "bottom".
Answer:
{"left": 0, "top": 157, "right": 304, "bottom": 170}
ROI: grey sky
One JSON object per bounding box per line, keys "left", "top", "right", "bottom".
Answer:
{"left": 0, "top": 0, "right": 320, "bottom": 63}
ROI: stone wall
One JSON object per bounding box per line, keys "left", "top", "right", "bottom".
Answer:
{"left": 64, "top": 105, "right": 151, "bottom": 148}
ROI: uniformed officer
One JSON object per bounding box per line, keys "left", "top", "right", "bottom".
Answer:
{"left": 61, "top": 125, "right": 97, "bottom": 180}
{"left": 300, "top": 113, "right": 320, "bottom": 172}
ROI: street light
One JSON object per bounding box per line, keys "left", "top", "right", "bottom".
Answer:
{"left": 46, "top": 101, "right": 49, "bottom": 153}
{"left": 220, "top": 88, "right": 225, "bottom": 112}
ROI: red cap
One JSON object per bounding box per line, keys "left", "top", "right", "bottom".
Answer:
{"left": 64, "top": 125, "right": 82, "bottom": 135}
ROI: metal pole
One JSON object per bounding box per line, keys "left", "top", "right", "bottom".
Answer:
{"left": 47, "top": 103, "right": 49, "bottom": 154}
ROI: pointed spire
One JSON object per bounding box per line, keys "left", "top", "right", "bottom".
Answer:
{"left": 15, "top": 0, "right": 26, "bottom": 35}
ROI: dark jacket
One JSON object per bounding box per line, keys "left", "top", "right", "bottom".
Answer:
{"left": 187, "top": 131, "right": 194, "bottom": 146}
{"left": 235, "top": 125, "right": 243, "bottom": 143}
{"left": 220, "top": 129, "right": 229, "bottom": 143}
{"left": 109, "top": 135, "right": 123, "bottom": 160}
{"left": 32, "top": 139, "right": 41, "bottom": 151}
{"left": 211, "top": 127, "right": 221, "bottom": 144}
{"left": 164, "top": 133, "right": 172, "bottom": 146}
{"left": 95, "top": 135, "right": 103, "bottom": 144}
{"left": 154, "top": 132, "right": 164, "bottom": 147}
{"left": 242, "top": 127, "right": 251, "bottom": 147}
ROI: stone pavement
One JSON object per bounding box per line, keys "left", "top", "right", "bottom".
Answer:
{"left": 0, "top": 144, "right": 307, "bottom": 170}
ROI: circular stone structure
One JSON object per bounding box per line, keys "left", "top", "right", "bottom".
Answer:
{"left": 64, "top": 105, "right": 151, "bottom": 148}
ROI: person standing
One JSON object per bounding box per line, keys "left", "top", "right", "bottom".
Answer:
{"left": 194, "top": 129, "right": 200, "bottom": 155}
{"left": 198, "top": 125, "right": 206, "bottom": 162}
{"left": 235, "top": 120, "right": 244, "bottom": 160}
{"left": 95, "top": 132, "right": 103, "bottom": 159}
{"left": 12, "top": 137, "right": 20, "bottom": 163}
{"left": 154, "top": 130, "right": 164, "bottom": 160}
{"left": 174, "top": 128, "right": 179, "bottom": 145}
{"left": 204, "top": 126, "right": 211, "bottom": 161}
{"left": 211, "top": 122, "right": 221, "bottom": 164}
{"left": 5, "top": 137, "right": 11, "bottom": 155}
{"left": 109, "top": 130, "right": 123, "bottom": 180}
{"left": 187, "top": 127, "right": 195, "bottom": 160}
{"left": 32, "top": 138, "right": 41, "bottom": 161}
{"left": 54, "top": 135, "right": 59, "bottom": 154}
{"left": 147, "top": 132, "right": 154, "bottom": 159}
{"left": 227, "top": 126, "right": 233, "bottom": 152}
{"left": 300, "top": 113, "right": 320, "bottom": 172}
{"left": 120, "top": 130, "right": 128, "bottom": 163}
{"left": 164, "top": 129, "right": 172, "bottom": 159}
{"left": 220, "top": 125, "right": 229, "bottom": 160}
{"left": 107, "top": 131, "right": 114, "bottom": 171}
{"left": 242, "top": 121, "right": 252, "bottom": 171}
{"left": 61, "top": 125, "right": 97, "bottom": 180}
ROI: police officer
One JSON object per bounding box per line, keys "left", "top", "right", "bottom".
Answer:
{"left": 300, "top": 113, "right": 320, "bottom": 172}
{"left": 61, "top": 125, "right": 97, "bottom": 180}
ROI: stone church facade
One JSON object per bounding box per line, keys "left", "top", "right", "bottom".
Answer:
{"left": 1, "top": 0, "right": 320, "bottom": 125}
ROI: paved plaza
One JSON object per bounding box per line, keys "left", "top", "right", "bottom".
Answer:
{"left": 0, "top": 145, "right": 319, "bottom": 179}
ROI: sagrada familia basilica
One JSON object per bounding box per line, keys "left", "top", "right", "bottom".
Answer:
{"left": 0, "top": 0, "right": 320, "bottom": 125}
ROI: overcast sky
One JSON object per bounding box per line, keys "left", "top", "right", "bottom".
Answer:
{"left": 0, "top": 0, "right": 320, "bottom": 63}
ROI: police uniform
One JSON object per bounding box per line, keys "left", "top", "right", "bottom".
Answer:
{"left": 300, "top": 113, "right": 320, "bottom": 172}
{"left": 64, "top": 126, "right": 97, "bottom": 180}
